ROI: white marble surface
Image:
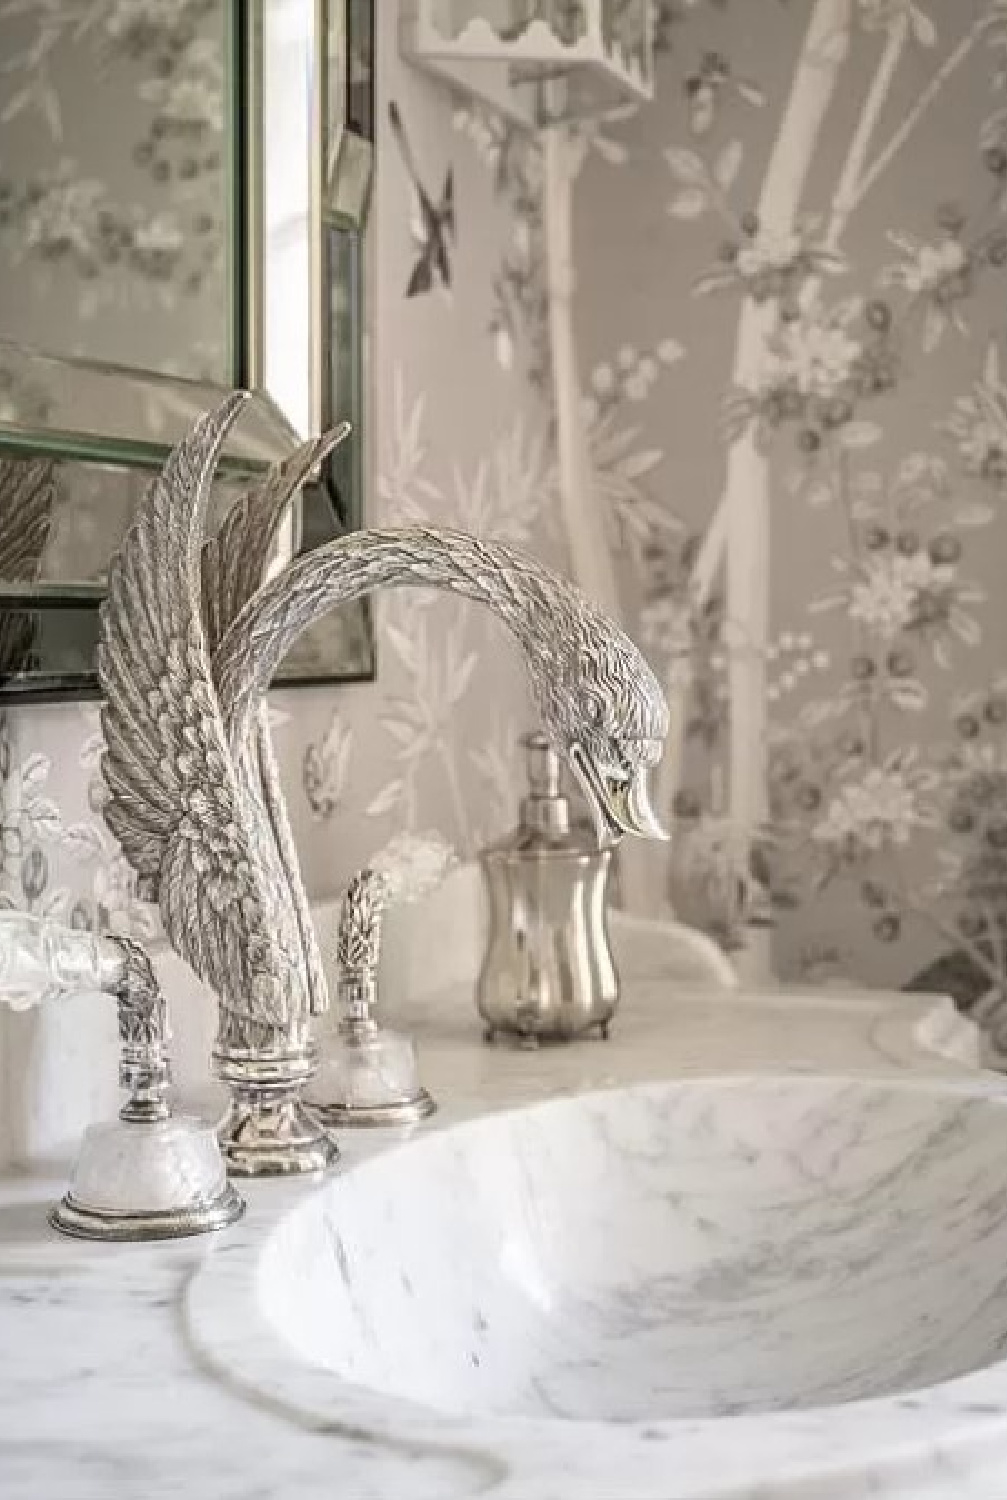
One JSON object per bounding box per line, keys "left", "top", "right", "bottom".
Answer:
{"left": 261, "top": 1076, "right": 1007, "bottom": 1423}
{"left": 0, "top": 925, "right": 998, "bottom": 1500}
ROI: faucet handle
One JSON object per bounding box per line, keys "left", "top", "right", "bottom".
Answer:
{"left": 43, "top": 924, "right": 245, "bottom": 1242}
{"left": 0, "top": 910, "right": 125, "bottom": 1008}
{"left": 0, "top": 914, "right": 171, "bottom": 1125}
{"left": 308, "top": 865, "right": 436, "bottom": 1128}
{"left": 336, "top": 869, "right": 390, "bottom": 980}
{"left": 106, "top": 935, "right": 171, "bottom": 1124}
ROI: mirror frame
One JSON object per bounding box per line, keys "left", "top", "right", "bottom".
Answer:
{"left": 0, "top": 0, "right": 374, "bottom": 702}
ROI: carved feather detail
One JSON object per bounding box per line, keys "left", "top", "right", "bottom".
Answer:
{"left": 201, "top": 423, "right": 350, "bottom": 652}
{"left": 200, "top": 424, "right": 350, "bottom": 1020}
{"left": 214, "top": 524, "right": 668, "bottom": 766}
{"left": 0, "top": 457, "right": 56, "bottom": 581}
{"left": 0, "top": 457, "right": 57, "bottom": 675}
{"left": 97, "top": 394, "right": 304, "bottom": 1030}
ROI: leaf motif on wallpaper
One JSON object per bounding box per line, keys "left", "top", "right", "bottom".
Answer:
{"left": 469, "top": 732, "right": 521, "bottom": 845}
{"left": 57, "top": 822, "right": 108, "bottom": 861}
{"left": 302, "top": 710, "right": 354, "bottom": 823}
{"left": 388, "top": 100, "right": 455, "bottom": 299}
{"left": 665, "top": 146, "right": 707, "bottom": 185}
{"left": 576, "top": 340, "right": 686, "bottom": 576}
{"left": 378, "top": 367, "right": 444, "bottom": 524}
{"left": 714, "top": 140, "right": 744, "bottom": 191}
{"left": 377, "top": 588, "right": 481, "bottom": 847}
{"left": 450, "top": 417, "right": 553, "bottom": 550}
{"left": 452, "top": 101, "right": 551, "bottom": 386}
{"left": 365, "top": 780, "right": 405, "bottom": 819}
{"left": 582, "top": 412, "right": 682, "bottom": 573}
{"left": 668, "top": 186, "right": 708, "bottom": 221}
{"left": 17, "top": 751, "right": 49, "bottom": 796}
{"left": 879, "top": 230, "right": 972, "bottom": 352}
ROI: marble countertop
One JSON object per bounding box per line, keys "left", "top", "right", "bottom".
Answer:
{"left": 0, "top": 924, "right": 1001, "bottom": 1500}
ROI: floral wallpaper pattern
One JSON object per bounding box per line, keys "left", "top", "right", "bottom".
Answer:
{"left": 4, "top": 0, "right": 1007, "bottom": 1060}
{"left": 572, "top": 0, "right": 1007, "bottom": 1047}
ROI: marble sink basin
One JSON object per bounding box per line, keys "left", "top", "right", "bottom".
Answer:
{"left": 258, "top": 1075, "right": 1007, "bottom": 1425}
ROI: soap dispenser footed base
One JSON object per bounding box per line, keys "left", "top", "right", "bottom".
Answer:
{"left": 482, "top": 1016, "right": 614, "bottom": 1048}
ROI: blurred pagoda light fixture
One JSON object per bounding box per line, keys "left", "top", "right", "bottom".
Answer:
{"left": 400, "top": 0, "right": 653, "bottom": 128}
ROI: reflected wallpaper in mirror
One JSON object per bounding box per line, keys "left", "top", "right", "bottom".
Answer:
{"left": 0, "top": 0, "right": 377, "bottom": 699}
{"left": 0, "top": 0, "right": 233, "bottom": 385}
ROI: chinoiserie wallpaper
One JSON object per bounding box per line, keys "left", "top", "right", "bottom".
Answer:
{"left": 3, "top": 1, "right": 1007, "bottom": 1052}
{"left": 571, "top": 0, "right": 1007, "bottom": 1035}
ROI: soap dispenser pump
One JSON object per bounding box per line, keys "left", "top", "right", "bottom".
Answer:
{"left": 476, "top": 731, "right": 619, "bottom": 1047}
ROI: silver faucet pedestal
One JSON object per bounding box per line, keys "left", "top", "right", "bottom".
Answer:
{"left": 213, "top": 1043, "right": 338, "bottom": 1176}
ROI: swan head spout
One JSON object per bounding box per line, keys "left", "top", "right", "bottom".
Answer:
{"left": 529, "top": 604, "right": 671, "bottom": 845}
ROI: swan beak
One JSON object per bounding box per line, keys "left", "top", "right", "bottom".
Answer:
{"left": 568, "top": 743, "right": 669, "bottom": 844}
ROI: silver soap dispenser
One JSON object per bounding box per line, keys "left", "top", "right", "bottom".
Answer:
{"left": 476, "top": 731, "right": 619, "bottom": 1047}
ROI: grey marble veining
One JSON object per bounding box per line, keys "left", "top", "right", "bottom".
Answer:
{"left": 0, "top": 939, "right": 1001, "bottom": 1500}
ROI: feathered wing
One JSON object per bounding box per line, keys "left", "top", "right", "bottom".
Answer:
{"left": 201, "top": 424, "right": 351, "bottom": 652}
{"left": 0, "top": 458, "right": 57, "bottom": 674}
{"left": 0, "top": 458, "right": 56, "bottom": 580}
{"left": 97, "top": 394, "right": 299, "bottom": 1029}
{"left": 201, "top": 425, "right": 350, "bottom": 1017}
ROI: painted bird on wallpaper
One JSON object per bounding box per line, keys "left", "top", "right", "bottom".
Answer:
{"left": 387, "top": 99, "right": 455, "bottom": 298}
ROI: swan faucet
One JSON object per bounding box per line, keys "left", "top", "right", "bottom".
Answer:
{"left": 97, "top": 393, "right": 670, "bottom": 1175}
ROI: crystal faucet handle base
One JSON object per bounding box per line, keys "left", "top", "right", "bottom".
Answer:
{"left": 308, "top": 867, "right": 438, "bottom": 1129}
{"left": 0, "top": 912, "right": 247, "bottom": 1242}
{"left": 310, "top": 1024, "right": 437, "bottom": 1130}
{"left": 51, "top": 1116, "right": 245, "bottom": 1242}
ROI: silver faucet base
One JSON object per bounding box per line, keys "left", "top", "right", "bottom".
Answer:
{"left": 313, "top": 1088, "right": 437, "bottom": 1130}
{"left": 50, "top": 1184, "right": 244, "bottom": 1242}
{"left": 217, "top": 1094, "right": 339, "bottom": 1176}
{"left": 213, "top": 1040, "right": 339, "bottom": 1176}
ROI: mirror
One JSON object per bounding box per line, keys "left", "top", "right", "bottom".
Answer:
{"left": 0, "top": 0, "right": 375, "bottom": 699}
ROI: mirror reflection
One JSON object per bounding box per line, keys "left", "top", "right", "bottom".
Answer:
{"left": 0, "top": 0, "right": 376, "bottom": 698}
{"left": 0, "top": 0, "right": 233, "bottom": 385}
